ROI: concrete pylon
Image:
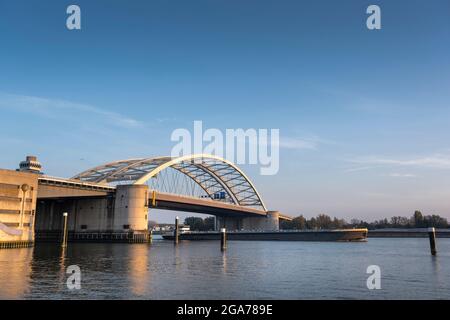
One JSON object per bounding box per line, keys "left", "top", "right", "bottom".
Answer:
{"left": 114, "top": 185, "right": 149, "bottom": 233}
{"left": 266, "top": 211, "right": 280, "bottom": 231}
{"left": 238, "top": 210, "right": 280, "bottom": 231}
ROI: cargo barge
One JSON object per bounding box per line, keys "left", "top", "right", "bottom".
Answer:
{"left": 162, "top": 228, "right": 368, "bottom": 242}
{"left": 368, "top": 228, "right": 450, "bottom": 238}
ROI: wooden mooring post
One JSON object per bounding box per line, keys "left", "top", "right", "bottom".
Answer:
{"left": 220, "top": 228, "right": 227, "bottom": 251}
{"left": 174, "top": 216, "right": 179, "bottom": 245}
{"left": 428, "top": 227, "right": 437, "bottom": 256}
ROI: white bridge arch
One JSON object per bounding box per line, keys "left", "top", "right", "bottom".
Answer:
{"left": 72, "top": 154, "right": 267, "bottom": 211}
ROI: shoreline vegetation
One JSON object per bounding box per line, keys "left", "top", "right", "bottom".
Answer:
{"left": 279, "top": 210, "right": 448, "bottom": 230}
{"left": 162, "top": 211, "right": 449, "bottom": 231}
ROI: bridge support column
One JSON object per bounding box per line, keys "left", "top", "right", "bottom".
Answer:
{"left": 266, "top": 211, "right": 280, "bottom": 231}
{"left": 241, "top": 211, "right": 279, "bottom": 231}
{"left": 114, "top": 185, "right": 149, "bottom": 237}
{"left": 216, "top": 216, "right": 241, "bottom": 231}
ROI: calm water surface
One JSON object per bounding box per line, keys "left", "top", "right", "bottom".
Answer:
{"left": 0, "top": 237, "right": 449, "bottom": 299}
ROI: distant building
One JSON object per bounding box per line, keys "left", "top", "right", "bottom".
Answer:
{"left": 151, "top": 224, "right": 190, "bottom": 232}
{"left": 18, "top": 156, "right": 42, "bottom": 174}
{"left": 179, "top": 224, "right": 191, "bottom": 232}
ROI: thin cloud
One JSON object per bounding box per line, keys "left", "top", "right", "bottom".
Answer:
{"left": 278, "top": 137, "right": 318, "bottom": 150}
{"left": 0, "top": 92, "right": 142, "bottom": 129}
{"left": 256, "top": 135, "right": 320, "bottom": 150}
{"left": 343, "top": 166, "right": 378, "bottom": 173}
{"left": 349, "top": 154, "right": 450, "bottom": 170}
{"left": 277, "top": 135, "right": 335, "bottom": 150}
{"left": 388, "top": 173, "right": 417, "bottom": 178}
{"left": 156, "top": 117, "right": 178, "bottom": 123}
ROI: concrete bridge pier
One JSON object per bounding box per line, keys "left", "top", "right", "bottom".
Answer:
{"left": 266, "top": 211, "right": 280, "bottom": 231}
{"left": 215, "top": 216, "right": 241, "bottom": 231}
{"left": 216, "top": 211, "right": 280, "bottom": 231}
{"left": 114, "top": 184, "right": 149, "bottom": 236}
{"left": 241, "top": 211, "right": 280, "bottom": 231}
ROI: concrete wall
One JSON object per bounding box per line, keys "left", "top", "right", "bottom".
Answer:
{"left": 35, "top": 197, "right": 114, "bottom": 233}
{"left": 0, "top": 169, "right": 38, "bottom": 244}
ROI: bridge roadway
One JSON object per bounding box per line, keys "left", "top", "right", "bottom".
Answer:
{"left": 37, "top": 176, "right": 292, "bottom": 221}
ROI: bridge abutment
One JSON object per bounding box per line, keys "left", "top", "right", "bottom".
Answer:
{"left": 34, "top": 185, "right": 150, "bottom": 243}
{"left": 0, "top": 169, "right": 38, "bottom": 248}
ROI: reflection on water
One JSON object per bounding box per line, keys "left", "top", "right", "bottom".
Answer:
{"left": 1, "top": 238, "right": 450, "bottom": 299}
{"left": 129, "top": 244, "right": 149, "bottom": 296}
{"left": 0, "top": 247, "right": 33, "bottom": 299}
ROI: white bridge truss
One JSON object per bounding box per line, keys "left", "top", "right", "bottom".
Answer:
{"left": 71, "top": 154, "right": 267, "bottom": 211}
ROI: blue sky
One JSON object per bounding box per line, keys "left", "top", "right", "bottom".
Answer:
{"left": 1, "top": 0, "right": 450, "bottom": 222}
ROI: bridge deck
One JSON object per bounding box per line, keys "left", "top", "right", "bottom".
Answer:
{"left": 151, "top": 192, "right": 267, "bottom": 217}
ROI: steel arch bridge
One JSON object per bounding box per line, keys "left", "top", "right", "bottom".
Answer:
{"left": 72, "top": 154, "right": 267, "bottom": 211}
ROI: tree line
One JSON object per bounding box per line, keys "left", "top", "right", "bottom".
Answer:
{"left": 183, "top": 216, "right": 215, "bottom": 231}
{"left": 182, "top": 211, "right": 449, "bottom": 231}
{"left": 280, "top": 211, "right": 449, "bottom": 230}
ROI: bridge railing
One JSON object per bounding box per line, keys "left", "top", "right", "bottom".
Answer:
{"left": 38, "top": 175, "right": 116, "bottom": 191}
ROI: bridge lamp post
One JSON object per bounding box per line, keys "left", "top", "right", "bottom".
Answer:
{"left": 62, "top": 212, "right": 69, "bottom": 248}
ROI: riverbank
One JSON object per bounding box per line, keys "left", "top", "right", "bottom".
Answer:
{"left": 368, "top": 228, "right": 450, "bottom": 238}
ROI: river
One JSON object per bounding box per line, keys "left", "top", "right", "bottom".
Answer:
{"left": 0, "top": 237, "right": 449, "bottom": 299}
